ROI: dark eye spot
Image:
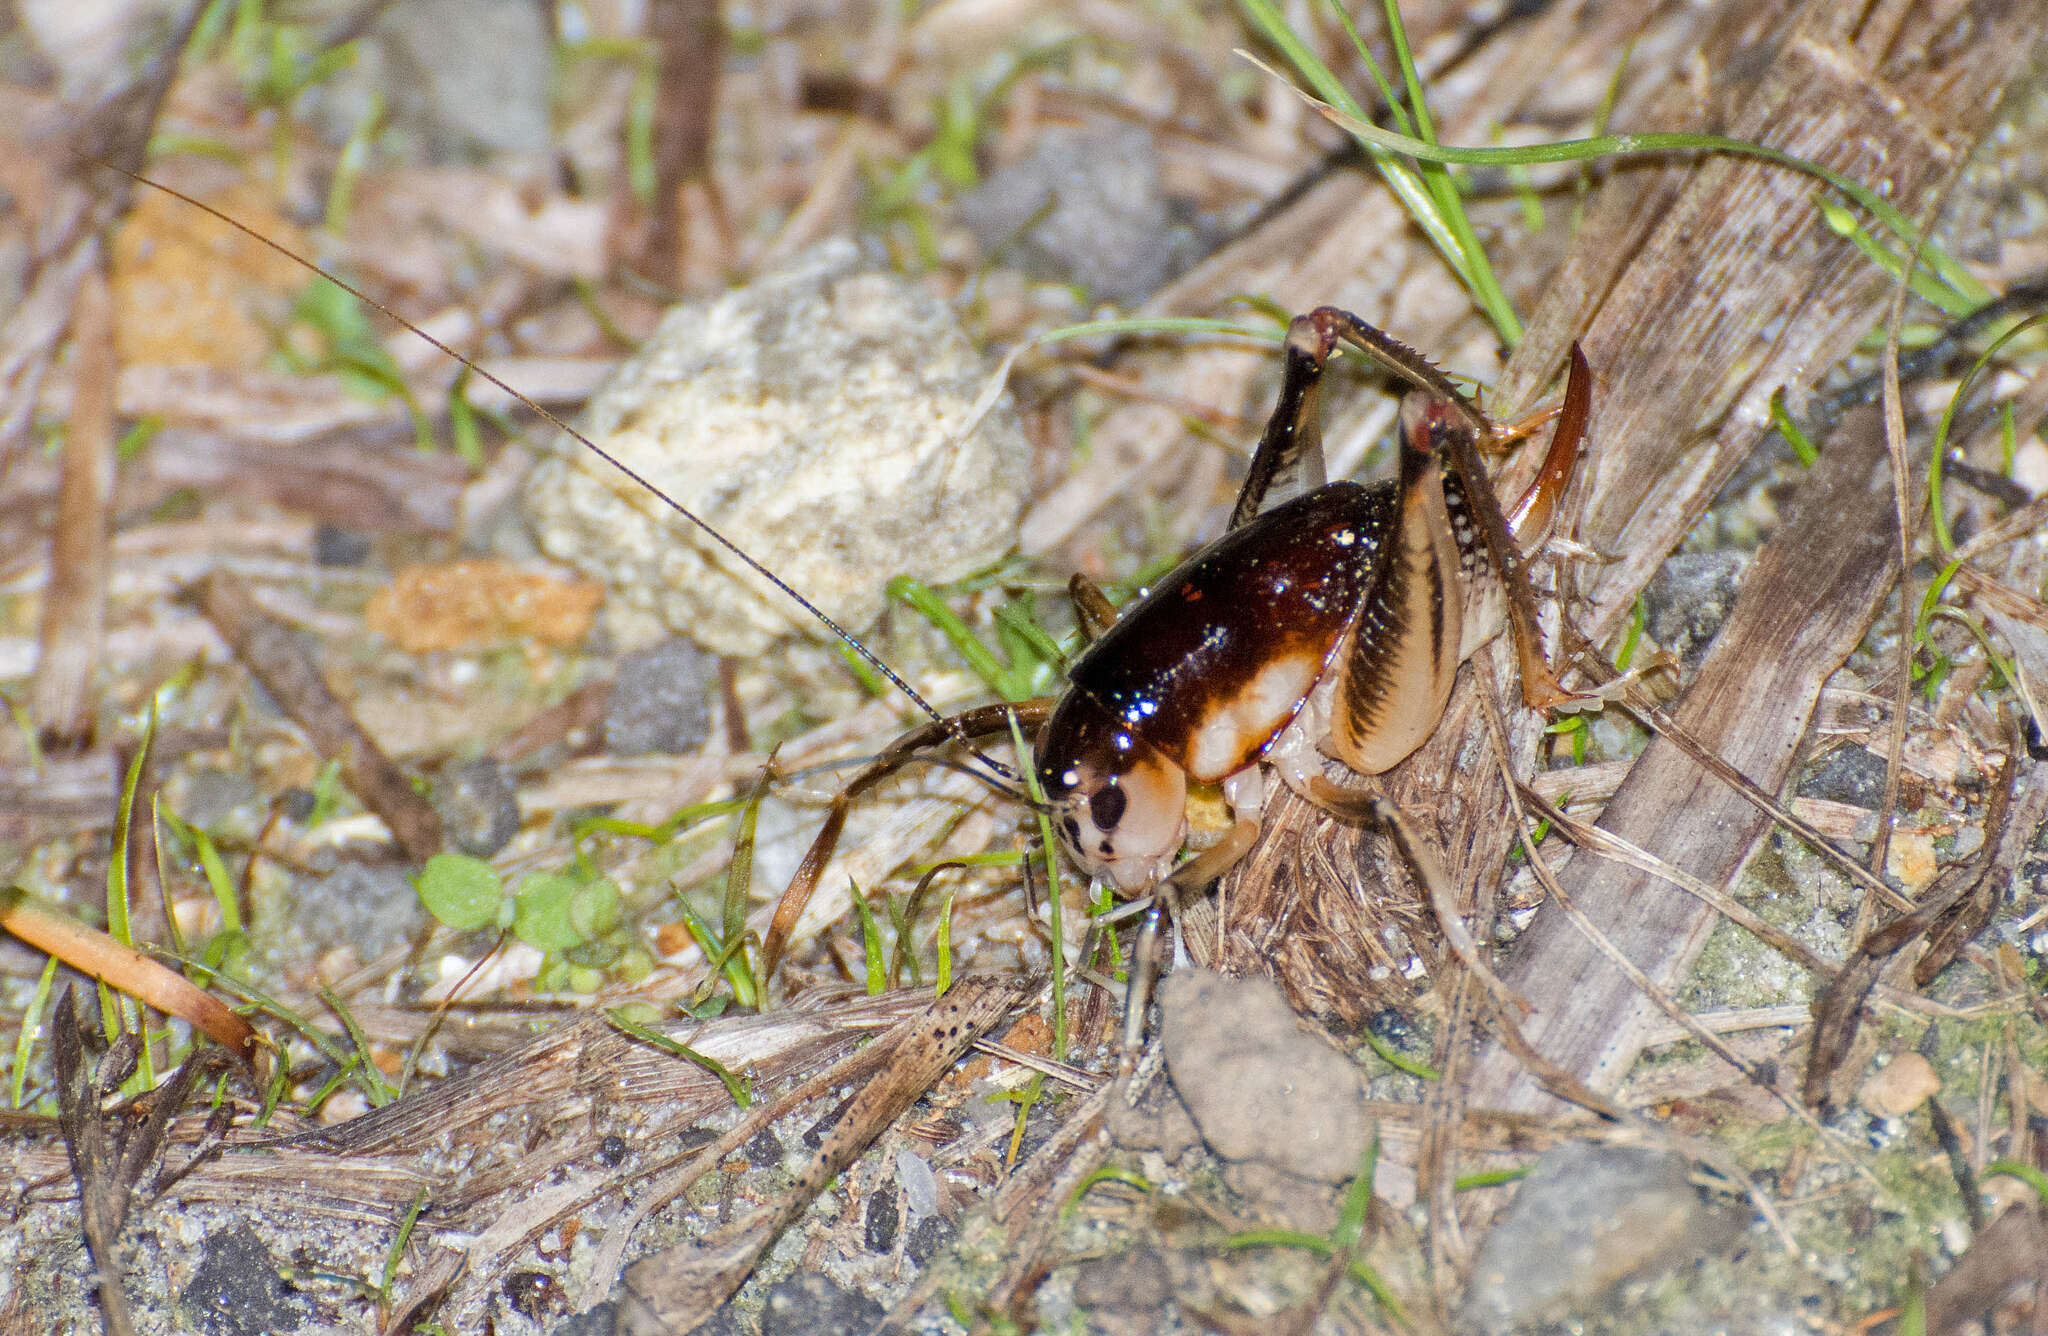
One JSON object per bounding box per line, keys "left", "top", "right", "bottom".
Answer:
{"left": 1060, "top": 815, "right": 1081, "bottom": 843}
{"left": 1089, "top": 784, "right": 1126, "bottom": 832}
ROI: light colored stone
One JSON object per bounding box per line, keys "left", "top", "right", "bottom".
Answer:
{"left": 1463, "top": 1141, "right": 1738, "bottom": 1334}
{"left": 1859, "top": 1052, "right": 1940, "bottom": 1118}
{"left": 527, "top": 240, "right": 1030, "bottom": 655}
{"left": 1885, "top": 830, "right": 1939, "bottom": 893}
{"left": 1159, "top": 969, "right": 1371, "bottom": 1183}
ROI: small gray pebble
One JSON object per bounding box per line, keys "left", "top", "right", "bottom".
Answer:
{"left": 313, "top": 524, "right": 372, "bottom": 567}
{"left": 281, "top": 787, "right": 317, "bottom": 823}
{"left": 439, "top": 756, "right": 522, "bottom": 856}
{"left": 293, "top": 860, "right": 421, "bottom": 960}
{"left": 604, "top": 638, "right": 717, "bottom": 756}
{"left": 1071, "top": 1244, "right": 1172, "bottom": 1317}
{"left": 1462, "top": 1141, "right": 1743, "bottom": 1334}
{"left": 548, "top": 1302, "right": 618, "bottom": 1336}
{"left": 864, "top": 1187, "right": 899, "bottom": 1253}
{"left": 957, "top": 122, "right": 1196, "bottom": 307}
{"left": 1160, "top": 969, "right": 1371, "bottom": 1183}
{"left": 745, "top": 1125, "right": 782, "bottom": 1168}
{"left": 1797, "top": 743, "right": 1888, "bottom": 807}
{"left": 1644, "top": 550, "right": 1750, "bottom": 668}
{"left": 343, "top": 0, "right": 553, "bottom": 159}
{"left": 907, "top": 1213, "right": 953, "bottom": 1265}
{"left": 182, "top": 1223, "right": 308, "bottom": 1336}
{"left": 759, "top": 1272, "right": 884, "bottom": 1336}
{"left": 174, "top": 768, "right": 262, "bottom": 835}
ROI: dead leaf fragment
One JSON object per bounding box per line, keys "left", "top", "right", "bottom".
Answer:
{"left": 1886, "top": 830, "right": 1939, "bottom": 893}
{"left": 1859, "top": 1053, "right": 1940, "bottom": 1119}
{"left": 366, "top": 559, "right": 603, "bottom": 653}
{"left": 111, "top": 180, "right": 308, "bottom": 369}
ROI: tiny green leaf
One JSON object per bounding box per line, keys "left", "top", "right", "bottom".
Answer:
{"left": 513, "top": 871, "right": 587, "bottom": 952}
{"left": 415, "top": 853, "right": 504, "bottom": 932}
{"left": 569, "top": 878, "right": 623, "bottom": 941}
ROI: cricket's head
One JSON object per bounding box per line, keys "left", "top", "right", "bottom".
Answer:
{"left": 1035, "top": 691, "right": 1186, "bottom": 895}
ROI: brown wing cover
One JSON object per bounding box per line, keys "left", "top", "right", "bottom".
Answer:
{"left": 1063, "top": 481, "right": 1395, "bottom": 782}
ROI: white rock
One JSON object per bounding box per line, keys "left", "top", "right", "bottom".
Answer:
{"left": 527, "top": 240, "right": 1030, "bottom": 655}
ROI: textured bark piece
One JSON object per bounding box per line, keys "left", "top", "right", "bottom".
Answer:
{"left": 1454, "top": 0, "right": 2041, "bottom": 1115}
{"left": 616, "top": 978, "right": 1021, "bottom": 1334}
{"left": 1470, "top": 403, "right": 1901, "bottom": 1113}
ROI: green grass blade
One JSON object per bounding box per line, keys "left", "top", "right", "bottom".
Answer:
{"left": 1240, "top": 0, "right": 1497, "bottom": 336}
{"left": 108, "top": 703, "right": 160, "bottom": 950}
{"left": 608, "top": 1009, "right": 753, "bottom": 1107}
{"left": 1334, "top": 1132, "right": 1379, "bottom": 1245}
{"left": 1376, "top": 0, "right": 1520, "bottom": 341}
{"left": 1927, "top": 311, "right": 2048, "bottom": 554}
{"left": 1062, "top": 1165, "right": 1154, "bottom": 1217}
{"left": 1984, "top": 1160, "right": 2048, "bottom": 1206}
{"left": 936, "top": 886, "right": 957, "bottom": 995}
{"left": 447, "top": 368, "right": 484, "bottom": 472}
{"left": 889, "top": 576, "right": 1018, "bottom": 700}
{"left": 890, "top": 863, "right": 962, "bottom": 989}
{"left": 10, "top": 957, "right": 60, "bottom": 1109}
{"left": 380, "top": 1186, "right": 431, "bottom": 1300}
{"left": 1814, "top": 197, "right": 1976, "bottom": 316}
{"left": 1246, "top": 53, "right": 1970, "bottom": 306}
{"left": 321, "top": 986, "right": 394, "bottom": 1106}
{"left": 676, "top": 896, "right": 758, "bottom": 1011}
{"left": 1360, "top": 1026, "right": 1438, "bottom": 1079}
{"left": 1768, "top": 389, "right": 1819, "bottom": 467}
{"left": 723, "top": 775, "right": 769, "bottom": 962}
{"left": 1007, "top": 713, "right": 1066, "bottom": 1057}
{"left": 847, "top": 879, "right": 888, "bottom": 996}
{"left": 1453, "top": 1165, "right": 1533, "bottom": 1190}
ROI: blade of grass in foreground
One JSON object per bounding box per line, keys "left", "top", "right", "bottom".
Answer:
{"left": 1240, "top": 0, "right": 1520, "bottom": 344}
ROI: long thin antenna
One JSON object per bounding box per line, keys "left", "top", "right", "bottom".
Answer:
{"left": 93, "top": 161, "right": 955, "bottom": 729}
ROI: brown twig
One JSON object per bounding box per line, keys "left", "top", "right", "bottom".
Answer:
{"left": 0, "top": 888, "right": 256, "bottom": 1061}
{"left": 624, "top": 0, "right": 725, "bottom": 290}
{"left": 186, "top": 570, "right": 443, "bottom": 862}
{"left": 31, "top": 260, "right": 115, "bottom": 750}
